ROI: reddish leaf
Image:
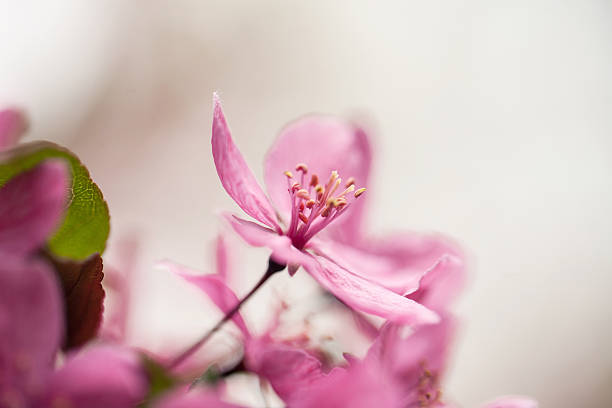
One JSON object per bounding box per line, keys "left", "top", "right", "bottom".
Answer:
{"left": 44, "top": 252, "right": 105, "bottom": 349}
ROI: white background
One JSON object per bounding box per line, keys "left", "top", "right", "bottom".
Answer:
{"left": 1, "top": 1, "right": 611, "bottom": 407}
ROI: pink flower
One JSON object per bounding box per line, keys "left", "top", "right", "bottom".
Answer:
{"left": 0, "top": 161, "right": 148, "bottom": 407}
{"left": 285, "top": 316, "right": 537, "bottom": 408}
{"left": 0, "top": 109, "right": 25, "bottom": 151}
{"left": 211, "top": 95, "right": 450, "bottom": 325}
{"left": 162, "top": 236, "right": 327, "bottom": 404}
{"left": 154, "top": 389, "right": 245, "bottom": 408}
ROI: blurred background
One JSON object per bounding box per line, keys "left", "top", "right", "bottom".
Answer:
{"left": 1, "top": 1, "right": 611, "bottom": 406}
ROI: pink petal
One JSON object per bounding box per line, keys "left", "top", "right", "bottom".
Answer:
{"left": 481, "top": 396, "right": 538, "bottom": 408}
{"left": 100, "top": 238, "right": 139, "bottom": 342}
{"left": 0, "top": 257, "right": 63, "bottom": 402}
{"left": 264, "top": 116, "right": 372, "bottom": 234}
{"left": 44, "top": 346, "right": 148, "bottom": 408}
{"left": 222, "top": 213, "right": 306, "bottom": 267}
{"left": 159, "top": 260, "right": 251, "bottom": 339}
{"left": 245, "top": 339, "right": 324, "bottom": 403}
{"left": 303, "top": 254, "right": 440, "bottom": 325}
{"left": 224, "top": 214, "right": 439, "bottom": 325}
{"left": 311, "top": 231, "right": 465, "bottom": 311}
{"left": 154, "top": 389, "right": 244, "bottom": 408}
{"left": 290, "top": 362, "right": 402, "bottom": 408}
{"left": 0, "top": 160, "right": 68, "bottom": 256}
{"left": 0, "top": 109, "right": 26, "bottom": 151}
{"left": 212, "top": 95, "right": 280, "bottom": 231}
{"left": 368, "top": 315, "right": 456, "bottom": 380}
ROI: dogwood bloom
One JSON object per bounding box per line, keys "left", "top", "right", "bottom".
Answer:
{"left": 212, "top": 95, "right": 444, "bottom": 325}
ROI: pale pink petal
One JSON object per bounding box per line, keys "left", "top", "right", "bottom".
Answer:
{"left": 406, "top": 254, "right": 464, "bottom": 313}
{"left": 212, "top": 95, "right": 280, "bottom": 231}
{"left": 154, "top": 389, "right": 244, "bottom": 408}
{"left": 245, "top": 339, "right": 324, "bottom": 402}
{"left": 0, "top": 257, "right": 63, "bottom": 402}
{"left": 159, "top": 260, "right": 251, "bottom": 339}
{"left": 0, "top": 109, "right": 26, "bottom": 151}
{"left": 0, "top": 160, "right": 68, "bottom": 256}
{"left": 481, "top": 396, "right": 538, "bottom": 408}
{"left": 303, "top": 254, "right": 439, "bottom": 325}
{"left": 368, "top": 315, "right": 456, "bottom": 380}
{"left": 223, "top": 213, "right": 306, "bottom": 267}
{"left": 44, "top": 346, "right": 148, "bottom": 408}
{"left": 264, "top": 117, "right": 372, "bottom": 233}
{"left": 101, "top": 237, "right": 139, "bottom": 342}
{"left": 225, "top": 214, "right": 439, "bottom": 324}
{"left": 311, "top": 232, "right": 465, "bottom": 311}
{"left": 290, "top": 362, "right": 402, "bottom": 408}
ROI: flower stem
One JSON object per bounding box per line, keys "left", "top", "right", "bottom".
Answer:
{"left": 166, "top": 258, "right": 286, "bottom": 371}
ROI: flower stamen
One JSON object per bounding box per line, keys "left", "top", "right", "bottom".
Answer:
{"left": 282, "top": 163, "right": 366, "bottom": 248}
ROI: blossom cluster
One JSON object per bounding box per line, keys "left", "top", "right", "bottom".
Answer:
{"left": 0, "top": 100, "right": 536, "bottom": 408}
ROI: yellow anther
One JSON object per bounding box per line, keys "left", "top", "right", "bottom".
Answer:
{"left": 345, "top": 177, "right": 355, "bottom": 188}
{"left": 327, "top": 170, "right": 339, "bottom": 185}
{"left": 314, "top": 184, "right": 324, "bottom": 194}
{"left": 310, "top": 174, "right": 319, "bottom": 187}
{"left": 321, "top": 198, "right": 335, "bottom": 217}
{"left": 298, "top": 213, "right": 309, "bottom": 223}
{"left": 295, "top": 163, "right": 308, "bottom": 173}
{"left": 296, "top": 189, "right": 310, "bottom": 199}
{"left": 354, "top": 188, "right": 366, "bottom": 198}
{"left": 305, "top": 199, "right": 316, "bottom": 208}
{"left": 333, "top": 197, "right": 347, "bottom": 207}
{"left": 329, "top": 178, "right": 342, "bottom": 196}
{"left": 340, "top": 184, "right": 355, "bottom": 197}
{"left": 284, "top": 171, "right": 294, "bottom": 178}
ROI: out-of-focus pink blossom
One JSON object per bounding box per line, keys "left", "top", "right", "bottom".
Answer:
{"left": 0, "top": 161, "right": 68, "bottom": 258}
{"left": 0, "top": 160, "right": 148, "bottom": 407}
{"left": 163, "top": 237, "right": 326, "bottom": 405}
{"left": 153, "top": 389, "right": 245, "bottom": 408}
{"left": 0, "top": 109, "right": 26, "bottom": 151}
{"left": 40, "top": 346, "right": 148, "bottom": 408}
{"left": 212, "top": 95, "right": 448, "bottom": 326}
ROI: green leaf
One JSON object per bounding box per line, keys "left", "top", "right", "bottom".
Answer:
{"left": 0, "top": 141, "right": 110, "bottom": 260}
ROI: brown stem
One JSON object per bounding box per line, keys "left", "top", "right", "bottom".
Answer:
{"left": 166, "top": 258, "right": 285, "bottom": 371}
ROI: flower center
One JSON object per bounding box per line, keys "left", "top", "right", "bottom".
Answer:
{"left": 283, "top": 163, "right": 365, "bottom": 249}
{"left": 414, "top": 363, "right": 443, "bottom": 407}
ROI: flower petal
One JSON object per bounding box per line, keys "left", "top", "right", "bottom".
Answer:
{"left": 481, "top": 396, "right": 538, "bottom": 408}
{"left": 311, "top": 232, "right": 465, "bottom": 311}
{"left": 245, "top": 339, "right": 324, "bottom": 403}
{"left": 0, "top": 257, "right": 63, "bottom": 401}
{"left": 0, "top": 109, "right": 26, "bottom": 151}
{"left": 290, "top": 362, "right": 402, "bottom": 408}
{"left": 159, "top": 260, "right": 251, "bottom": 339}
{"left": 0, "top": 160, "right": 68, "bottom": 256}
{"left": 212, "top": 95, "right": 280, "bottom": 231}
{"left": 44, "top": 346, "right": 148, "bottom": 408}
{"left": 222, "top": 213, "right": 307, "bottom": 267}
{"left": 303, "top": 254, "right": 439, "bottom": 325}
{"left": 154, "top": 389, "right": 244, "bottom": 408}
{"left": 264, "top": 116, "right": 372, "bottom": 234}
{"left": 367, "top": 315, "right": 456, "bottom": 380}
